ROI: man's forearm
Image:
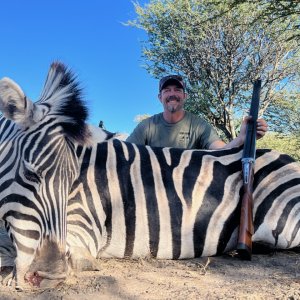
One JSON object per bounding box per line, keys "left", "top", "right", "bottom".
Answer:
{"left": 222, "top": 136, "right": 244, "bottom": 149}
{"left": 209, "top": 136, "right": 243, "bottom": 150}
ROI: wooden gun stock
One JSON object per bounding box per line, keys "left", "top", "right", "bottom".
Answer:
{"left": 237, "top": 162, "right": 254, "bottom": 260}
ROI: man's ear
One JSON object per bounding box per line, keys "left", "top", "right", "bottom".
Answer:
{"left": 158, "top": 93, "right": 162, "bottom": 103}
{"left": 183, "top": 92, "right": 188, "bottom": 101}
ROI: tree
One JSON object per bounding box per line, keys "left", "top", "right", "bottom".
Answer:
{"left": 209, "top": 0, "right": 300, "bottom": 41}
{"left": 128, "top": 0, "right": 300, "bottom": 141}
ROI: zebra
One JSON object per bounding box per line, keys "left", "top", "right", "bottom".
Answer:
{"left": 0, "top": 62, "right": 300, "bottom": 290}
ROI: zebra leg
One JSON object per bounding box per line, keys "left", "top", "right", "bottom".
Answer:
{"left": 2, "top": 264, "right": 33, "bottom": 292}
{"left": 14, "top": 255, "right": 35, "bottom": 291}
{"left": 0, "top": 222, "right": 16, "bottom": 267}
{"left": 0, "top": 266, "right": 14, "bottom": 286}
{"left": 0, "top": 223, "right": 21, "bottom": 289}
{"left": 1, "top": 261, "right": 30, "bottom": 291}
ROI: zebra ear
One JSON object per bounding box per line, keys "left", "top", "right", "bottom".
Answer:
{"left": 0, "top": 77, "right": 36, "bottom": 126}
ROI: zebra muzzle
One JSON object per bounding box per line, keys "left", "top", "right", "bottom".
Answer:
{"left": 25, "top": 270, "right": 67, "bottom": 287}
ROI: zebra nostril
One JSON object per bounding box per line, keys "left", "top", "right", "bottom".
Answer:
{"left": 25, "top": 271, "right": 43, "bottom": 287}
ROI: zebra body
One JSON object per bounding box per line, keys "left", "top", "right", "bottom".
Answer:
{"left": 67, "top": 139, "right": 300, "bottom": 261}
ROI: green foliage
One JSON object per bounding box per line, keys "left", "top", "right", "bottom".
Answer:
{"left": 210, "top": 0, "right": 300, "bottom": 41}
{"left": 257, "top": 132, "right": 300, "bottom": 161}
{"left": 128, "top": 0, "right": 300, "bottom": 140}
{"left": 264, "top": 90, "right": 300, "bottom": 134}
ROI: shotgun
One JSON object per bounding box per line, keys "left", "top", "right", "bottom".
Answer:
{"left": 237, "top": 79, "right": 261, "bottom": 260}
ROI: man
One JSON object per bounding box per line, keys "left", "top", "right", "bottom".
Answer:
{"left": 127, "top": 75, "right": 268, "bottom": 149}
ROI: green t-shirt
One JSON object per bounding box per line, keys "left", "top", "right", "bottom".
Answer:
{"left": 126, "top": 112, "right": 220, "bottom": 149}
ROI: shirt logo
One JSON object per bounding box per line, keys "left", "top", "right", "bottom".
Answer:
{"left": 178, "top": 131, "right": 190, "bottom": 147}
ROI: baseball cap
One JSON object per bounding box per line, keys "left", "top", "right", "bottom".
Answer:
{"left": 159, "top": 75, "right": 185, "bottom": 92}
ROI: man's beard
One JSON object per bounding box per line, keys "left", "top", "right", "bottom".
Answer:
{"left": 166, "top": 95, "right": 181, "bottom": 113}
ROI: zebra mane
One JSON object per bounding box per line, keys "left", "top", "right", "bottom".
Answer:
{"left": 38, "top": 62, "right": 90, "bottom": 143}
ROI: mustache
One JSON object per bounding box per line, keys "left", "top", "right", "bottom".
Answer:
{"left": 166, "top": 95, "right": 180, "bottom": 102}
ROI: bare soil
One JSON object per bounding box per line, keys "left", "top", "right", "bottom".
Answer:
{"left": 1, "top": 251, "right": 300, "bottom": 300}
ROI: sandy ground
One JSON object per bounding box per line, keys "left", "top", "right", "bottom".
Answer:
{"left": 1, "top": 250, "right": 300, "bottom": 300}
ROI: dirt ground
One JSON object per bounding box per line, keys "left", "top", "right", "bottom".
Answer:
{"left": 1, "top": 250, "right": 300, "bottom": 300}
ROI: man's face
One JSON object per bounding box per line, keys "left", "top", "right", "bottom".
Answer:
{"left": 158, "top": 85, "right": 186, "bottom": 113}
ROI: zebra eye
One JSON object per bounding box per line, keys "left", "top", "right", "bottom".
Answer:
{"left": 24, "top": 169, "right": 41, "bottom": 184}
{"left": 23, "top": 161, "right": 42, "bottom": 184}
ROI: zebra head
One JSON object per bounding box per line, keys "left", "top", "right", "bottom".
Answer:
{"left": 0, "top": 62, "right": 91, "bottom": 289}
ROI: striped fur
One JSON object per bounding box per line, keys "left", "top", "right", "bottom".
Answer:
{"left": 66, "top": 139, "right": 300, "bottom": 261}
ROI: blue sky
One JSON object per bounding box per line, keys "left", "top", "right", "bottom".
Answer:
{"left": 0, "top": 1, "right": 161, "bottom": 134}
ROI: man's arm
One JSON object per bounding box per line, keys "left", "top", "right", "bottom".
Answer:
{"left": 209, "top": 118, "right": 268, "bottom": 150}
{"left": 126, "top": 121, "right": 148, "bottom": 145}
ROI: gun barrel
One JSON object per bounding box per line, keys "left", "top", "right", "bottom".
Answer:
{"left": 242, "top": 79, "right": 262, "bottom": 160}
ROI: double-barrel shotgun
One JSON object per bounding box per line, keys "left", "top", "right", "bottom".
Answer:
{"left": 237, "top": 79, "right": 262, "bottom": 260}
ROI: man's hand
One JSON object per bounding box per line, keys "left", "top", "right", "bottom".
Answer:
{"left": 240, "top": 116, "right": 268, "bottom": 140}
{"left": 256, "top": 118, "right": 268, "bottom": 139}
